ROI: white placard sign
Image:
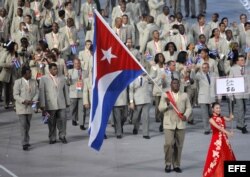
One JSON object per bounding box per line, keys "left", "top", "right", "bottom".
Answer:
{"left": 216, "top": 77, "right": 245, "bottom": 95}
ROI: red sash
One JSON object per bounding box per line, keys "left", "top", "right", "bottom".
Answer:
{"left": 166, "top": 91, "right": 184, "bottom": 120}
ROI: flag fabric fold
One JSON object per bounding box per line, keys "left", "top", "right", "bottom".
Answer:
{"left": 88, "top": 10, "right": 145, "bottom": 151}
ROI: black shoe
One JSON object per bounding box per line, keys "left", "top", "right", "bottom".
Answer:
{"left": 156, "top": 119, "right": 161, "bottom": 122}
{"left": 204, "top": 131, "right": 210, "bottom": 135}
{"left": 185, "top": 14, "right": 189, "bottom": 17}
{"left": 188, "top": 120, "right": 194, "bottom": 125}
{"left": 159, "top": 125, "right": 163, "bottom": 132}
{"left": 0, "top": 99, "right": 3, "bottom": 102}
{"left": 242, "top": 127, "right": 248, "bottom": 134}
{"left": 23, "top": 145, "right": 29, "bottom": 151}
{"left": 104, "top": 134, "right": 108, "bottom": 139}
{"left": 49, "top": 140, "right": 56, "bottom": 144}
{"left": 72, "top": 120, "right": 78, "bottom": 126}
{"left": 143, "top": 136, "right": 150, "bottom": 139}
{"left": 173, "top": 167, "right": 182, "bottom": 173}
{"left": 4, "top": 106, "right": 9, "bottom": 109}
{"left": 117, "top": 135, "right": 122, "bottom": 139}
{"left": 165, "top": 165, "right": 171, "bottom": 173}
{"left": 59, "top": 137, "right": 68, "bottom": 144}
{"left": 80, "top": 125, "right": 86, "bottom": 130}
{"left": 26, "top": 144, "right": 31, "bottom": 147}
{"left": 191, "top": 15, "right": 196, "bottom": 18}
{"left": 133, "top": 129, "right": 138, "bottom": 135}
{"left": 236, "top": 126, "right": 243, "bottom": 131}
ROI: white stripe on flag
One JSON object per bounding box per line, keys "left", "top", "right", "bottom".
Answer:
{"left": 88, "top": 70, "right": 122, "bottom": 147}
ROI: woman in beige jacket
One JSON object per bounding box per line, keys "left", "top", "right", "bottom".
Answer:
{"left": 0, "top": 41, "right": 20, "bottom": 108}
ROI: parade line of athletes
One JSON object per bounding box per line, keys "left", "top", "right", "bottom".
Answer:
{"left": 0, "top": 0, "right": 248, "bottom": 165}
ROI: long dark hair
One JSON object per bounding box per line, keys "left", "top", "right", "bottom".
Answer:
{"left": 210, "top": 28, "right": 219, "bottom": 38}
{"left": 4, "top": 41, "right": 18, "bottom": 57}
{"left": 154, "top": 53, "right": 165, "bottom": 64}
{"left": 164, "top": 42, "right": 177, "bottom": 51}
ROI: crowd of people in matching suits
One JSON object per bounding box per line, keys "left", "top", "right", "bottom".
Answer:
{"left": 0, "top": 0, "right": 249, "bottom": 172}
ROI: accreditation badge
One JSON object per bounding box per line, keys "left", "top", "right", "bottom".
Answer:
{"left": 36, "top": 72, "right": 43, "bottom": 80}
{"left": 76, "top": 81, "right": 83, "bottom": 91}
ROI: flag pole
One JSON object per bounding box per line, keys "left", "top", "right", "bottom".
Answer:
{"left": 93, "top": 10, "right": 181, "bottom": 116}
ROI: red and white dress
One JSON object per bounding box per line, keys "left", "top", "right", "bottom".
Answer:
{"left": 203, "top": 115, "right": 236, "bottom": 177}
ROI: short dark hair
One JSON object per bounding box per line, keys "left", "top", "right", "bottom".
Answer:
{"left": 25, "top": 14, "right": 32, "bottom": 20}
{"left": 219, "top": 22, "right": 225, "bottom": 27}
{"left": 211, "top": 102, "right": 220, "bottom": 109}
{"left": 122, "top": 14, "right": 128, "bottom": 18}
{"left": 58, "top": 10, "right": 65, "bottom": 17}
{"left": 213, "top": 13, "right": 219, "bottom": 18}
{"left": 237, "top": 55, "right": 245, "bottom": 61}
{"left": 49, "top": 63, "right": 57, "bottom": 69}
{"left": 147, "top": 16, "right": 154, "bottom": 23}
{"left": 64, "top": 1, "right": 71, "bottom": 7}
{"left": 171, "top": 78, "right": 180, "bottom": 84}
{"left": 202, "top": 62, "right": 210, "bottom": 68}
{"left": 21, "top": 66, "right": 31, "bottom": 76}
{"left": 199, "top": 34, "right": 206, "bottom": 39}
{"left": 200, "top": 48, "right": 209, "bottom": 54}
{"left": 167, "top": 60, "right": 175, "bottom": 66}
{"left": 240, "top": 13, "right": 247, "bottom": 19}
{"left": 197, "top": 14, "right": 205, "bottom": 21}
{"left": 176, "top": 51, "right": 187, "bottom": 64}
{"left": 244, "top": 22, "right": 250, "bottom": 27}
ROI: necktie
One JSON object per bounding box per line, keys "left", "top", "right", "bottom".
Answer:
{"left": 78, "top": 69, "right": 83, "bottom": 80}
{"left": 206, "top": 73, "right": 210, "bottom": 85}
{"left": 171, "top": 72, "right": 174, "bottom": 80}
{"left": 140, "top": 77, "right": 143, "bottom": 86}
{"left": 241, "top": 67, "right": 245, "bottom": 75}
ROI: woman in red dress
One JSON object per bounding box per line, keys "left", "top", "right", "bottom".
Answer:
{"left": 203, "top": 102, "right": 236, "bottom": 177}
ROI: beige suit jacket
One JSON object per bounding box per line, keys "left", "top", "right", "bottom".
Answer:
{"left": 156, "top": 13, "right": 171, "bottom": 30}
{"left": 60, "top": 26, "right": 79, "bottom": 45}
{"left": 78, "top": 49, "right": 93, "bottom": 76}
{"left": 13, "top": 78, "right": 39, "bottom": 115}
{"left": 129, "top": 75, "right": 151, "bottom": 105}
{"left": 45, "top": 32, "right": 70, "bottom": 54}
{"left": 80, "top": 2, "right": 97, "bottom": 28}
{"left": 10, "top": 16, "right": 23, "bottom": 34}
{"left": 207, "top": 37, "right": 228, "bottom": 56}
{"left": 39, "top": 74, "right": 70, "bottom": 110}
{"left": 0, "top": 52, "right": 19, "bottom": 82}
{"left": 68, "top": 68, "right": 86, "bottom": 98}
{"left": 148, "top": 0, "right": 164, "bottom": 19}
{"left": 169, "top": 33, "right": 193, "bottom": 51}
{"left": 0, "top": 16, "right": 10, "bottom": 41}
{"left": 114, "top": 89, "right": 128, "bottom": 106}
{"left": 191, "top": 23, "right": 210, "bottom": 43}
{"left": 146, "top": 39, "right": 167, "bottom": 57}
{"left": 139, "top": 23, "right": 160, "bottom": 53}
{"left": 158, "top": 91, "right": 192, "bottom": 129}
{"left": 195, "top": 71, "right": 216, "bottom": 104}
{"left": 83, "top": 77, "right": 92, "bottom": 105}
{"left": 229, "top": 65, "right": 250, "bottom": 99}
{"left": 113, "top": 26, "right": 128, "bottom": 44}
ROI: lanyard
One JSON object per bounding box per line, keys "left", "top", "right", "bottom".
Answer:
{"left": 49, "top": 74, "right": 58, "bottom": 88}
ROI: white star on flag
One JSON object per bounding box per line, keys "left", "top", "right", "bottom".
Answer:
{"left": 101, "top": 47, "right": 117, "bottom": 64}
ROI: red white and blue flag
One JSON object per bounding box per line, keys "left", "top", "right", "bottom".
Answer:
{"left": 88, "top": 10, "right": 145, "bottom": 151}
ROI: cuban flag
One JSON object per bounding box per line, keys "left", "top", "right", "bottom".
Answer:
{"left": 66, "top": 60, "right": 73, "bottom": 67}
{"left": 89, "top": 10, "right": 145, "bottom": 151}
{"left": 144, "top": 51, "right": 153, "bottom": 61}
{"left": 12, "top": 58, "right": 21, "bottom": 69}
